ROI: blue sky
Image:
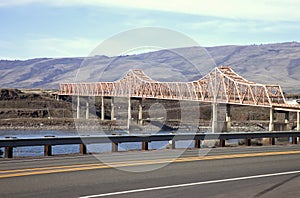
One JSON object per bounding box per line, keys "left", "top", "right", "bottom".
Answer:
{"left": 0, "top": 0, "right": 299, "bottom": 59}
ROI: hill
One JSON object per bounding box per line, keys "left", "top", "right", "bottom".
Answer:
{"left": 0, "top": 42, "right": 299, "bottom": 93}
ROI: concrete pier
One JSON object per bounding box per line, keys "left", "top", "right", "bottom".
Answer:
{"left": 297, "top": 111, "right": 300, "bottom": 131}
{"left": 127, "top": 97, "right": 131, "bottom": 130}
{"left": 225, "top": 104, "right": 231, "bottom": 132}
{"left": 101, "top": 96, "right": 105, "bottom": 120}
{"left": 284, "top": 112, "right": 290, "bottom": 130}
{"left": 212, "top": 103, "right": 218, "bottom": 133}
{"left": 138, "top": 99, "right": 143, "bottom": 125}
{"left": 85, "top": 97, "right": 89, "bottom": 119}
{"left": 269, "top": 108, "right": 274, "bottom": 131}
{"left": 111, "top": 97, "right": 115, "bottom": 120}
{"left": 76, "top": 95, "right": 80, "bottom": 119}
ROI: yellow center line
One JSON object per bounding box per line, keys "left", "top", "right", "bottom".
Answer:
{"left": 1, "top": 150, "right": 300, "bottom": 179}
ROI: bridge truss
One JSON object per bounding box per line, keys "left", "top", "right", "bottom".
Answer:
{"left": 59, "top": 66, "right": 299, "bottom": 111}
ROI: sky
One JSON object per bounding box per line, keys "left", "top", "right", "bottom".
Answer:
{"left": 0, "top": 0, "right": 299, "bottom": 59}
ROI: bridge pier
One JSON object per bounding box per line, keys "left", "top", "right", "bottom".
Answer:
{"left": 76, "top": 95, "right": 80, "bottom": 119}
{"left": 101, "top": 96, "right": 105, "bottom": 120}
{"left": 127, "top": 97, "right": 131, "bottom": 130}
{"left": 86, "top": 97, "right": 89, "bottom": 119}
{"left": 284, "top": 112, "right": 290, "bottom": 131}
{"left": 297, "top": 111, "right": 300, "bottom": 131}
{"left": 111, "top": 97, "right": 115, "bottom": 120}
{"left": 269, "top": 108, "right": 274, "bottom": 131}
{"left": 138, "top": 99, "right": 143, "bottom": 125}
{"left": 225, "top": 104, "right": 231, "bottom": 132}
{"left": 212, "top": 103, "right": 218, "bottom": 133}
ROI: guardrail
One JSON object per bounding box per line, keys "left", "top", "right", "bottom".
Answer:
{"left": 1, "top": 131, "right": 299, "bottom": 158}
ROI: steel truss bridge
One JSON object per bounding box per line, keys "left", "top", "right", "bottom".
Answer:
{"left": 59, "top": 66, "right": 299, "bottom": 112}
{"left": 59, "top": 66, "right": 300, "bottom": 131}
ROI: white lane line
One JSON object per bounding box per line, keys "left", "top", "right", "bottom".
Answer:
{"left": 80, "top": 170, "right": 300, "bottom": 198}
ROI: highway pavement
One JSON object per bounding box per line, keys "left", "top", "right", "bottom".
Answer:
{"left": 1, "top": 145, "right": 300, "bottom": 197}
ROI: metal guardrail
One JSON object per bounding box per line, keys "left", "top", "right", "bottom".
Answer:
{"left": 1, "top": 131, "right": 300, "bottom": 158}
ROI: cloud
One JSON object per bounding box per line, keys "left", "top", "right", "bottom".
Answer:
{"left": 0, "top": 37, "right": 100, "bottom": 59}
{"left": 28, "top": 37, "right": 98, "bottom": 57}
{"left": 1, "top": 0, "right": 300, "bottom": 22}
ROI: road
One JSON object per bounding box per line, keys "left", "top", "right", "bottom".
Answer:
{"left": 1, "top": 145, "right": 300, "bottom": 197}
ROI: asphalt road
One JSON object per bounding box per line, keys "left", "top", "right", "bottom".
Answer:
{"left": 1, "top": 145, "right": 300, "bottom": 197}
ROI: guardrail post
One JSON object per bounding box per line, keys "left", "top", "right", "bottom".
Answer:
{"left": 269, "top": 138, "right": 276, "bottom": 145}
{"left": 44, "top": 145, "right": 52, "bottom": 156}
{"left": 194, "top": 139, "right": 201, "bottom": 148}
{"left": 80, "top": 144, "right": 87, "bottom": 154}
{"left": 112, "top": 142, "right": 118, "bottom": 152}
{"left": 219, "top": 139, "right": 225, "bottom": 147}
{"left": 5, "top": 146, "right": 13, "bottom": 158}
{"left": 167, "top": 140, "right": 175, "bottom": 149}
{"left": 142, "top": 142, "right": 148, "bottom": 150}
{"left": 245, "top": 138, "right": 251, "bottom": 146}
{"left": 292, "top": 137, "right": 298, "bottom": 144}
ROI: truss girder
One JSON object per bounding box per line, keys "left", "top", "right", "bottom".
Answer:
{"left": 59, "top": 66, "right": 299, "bottom": 109}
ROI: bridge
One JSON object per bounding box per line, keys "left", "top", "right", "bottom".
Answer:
{"left": 59, "top": 66, "right": 300, "bottom": 131}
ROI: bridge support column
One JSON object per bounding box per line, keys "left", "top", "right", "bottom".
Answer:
{"left": 111, "top": 97, "right": 115, "bottom": 120}
{"left": 212, "top": 103, "right": 218, "bottom": 133}
{"left": 44, "top": 145, "right": 52, "bottom": 156}
{"left": 112, "top": 142, "right": 118, "bottom": 152}
{"left": 269, "top": 108, "right": 274, "bottom": 131}
{"left": 5, "top": 146, "right": 13, "bottom": 158}
{"left": 142, "top": 142, "right": 149, "bottom": 150}
{"left": 225, "top": 104, "right": 231, "bottom": 132}
{"left": 138, "top": 99, "right": 143, "bottom": 126}
{"left": 297, "top": 111, "right": 300, "bottom": 131}
{"left": 77, "top": 95, "right": 80, "bottom": 119}
{"left": 194, "top": 139, "right": 201, "bottom": 148}
{"left": 127, "top": 97, "right": 131, "bottom": 131}
{"left": 86, "top": 97, "right": 89, "bottom": 119}
{"left": 101, "top": 96, "right": 105, "bottom": 120}
{"left": 285, "top": 112, "right": 290, "bottom": 131}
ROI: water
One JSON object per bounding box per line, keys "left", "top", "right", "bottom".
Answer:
{"left": 0, "top": 130, "right": 194, "bottom": 157}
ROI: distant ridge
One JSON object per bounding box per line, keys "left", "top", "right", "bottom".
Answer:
{"left": 0, "top": 42, "right": 299, "bottom": 93}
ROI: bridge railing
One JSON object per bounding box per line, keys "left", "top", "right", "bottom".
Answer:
{"left": 1, "top": 131, "right": 299, "bottom": 158}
